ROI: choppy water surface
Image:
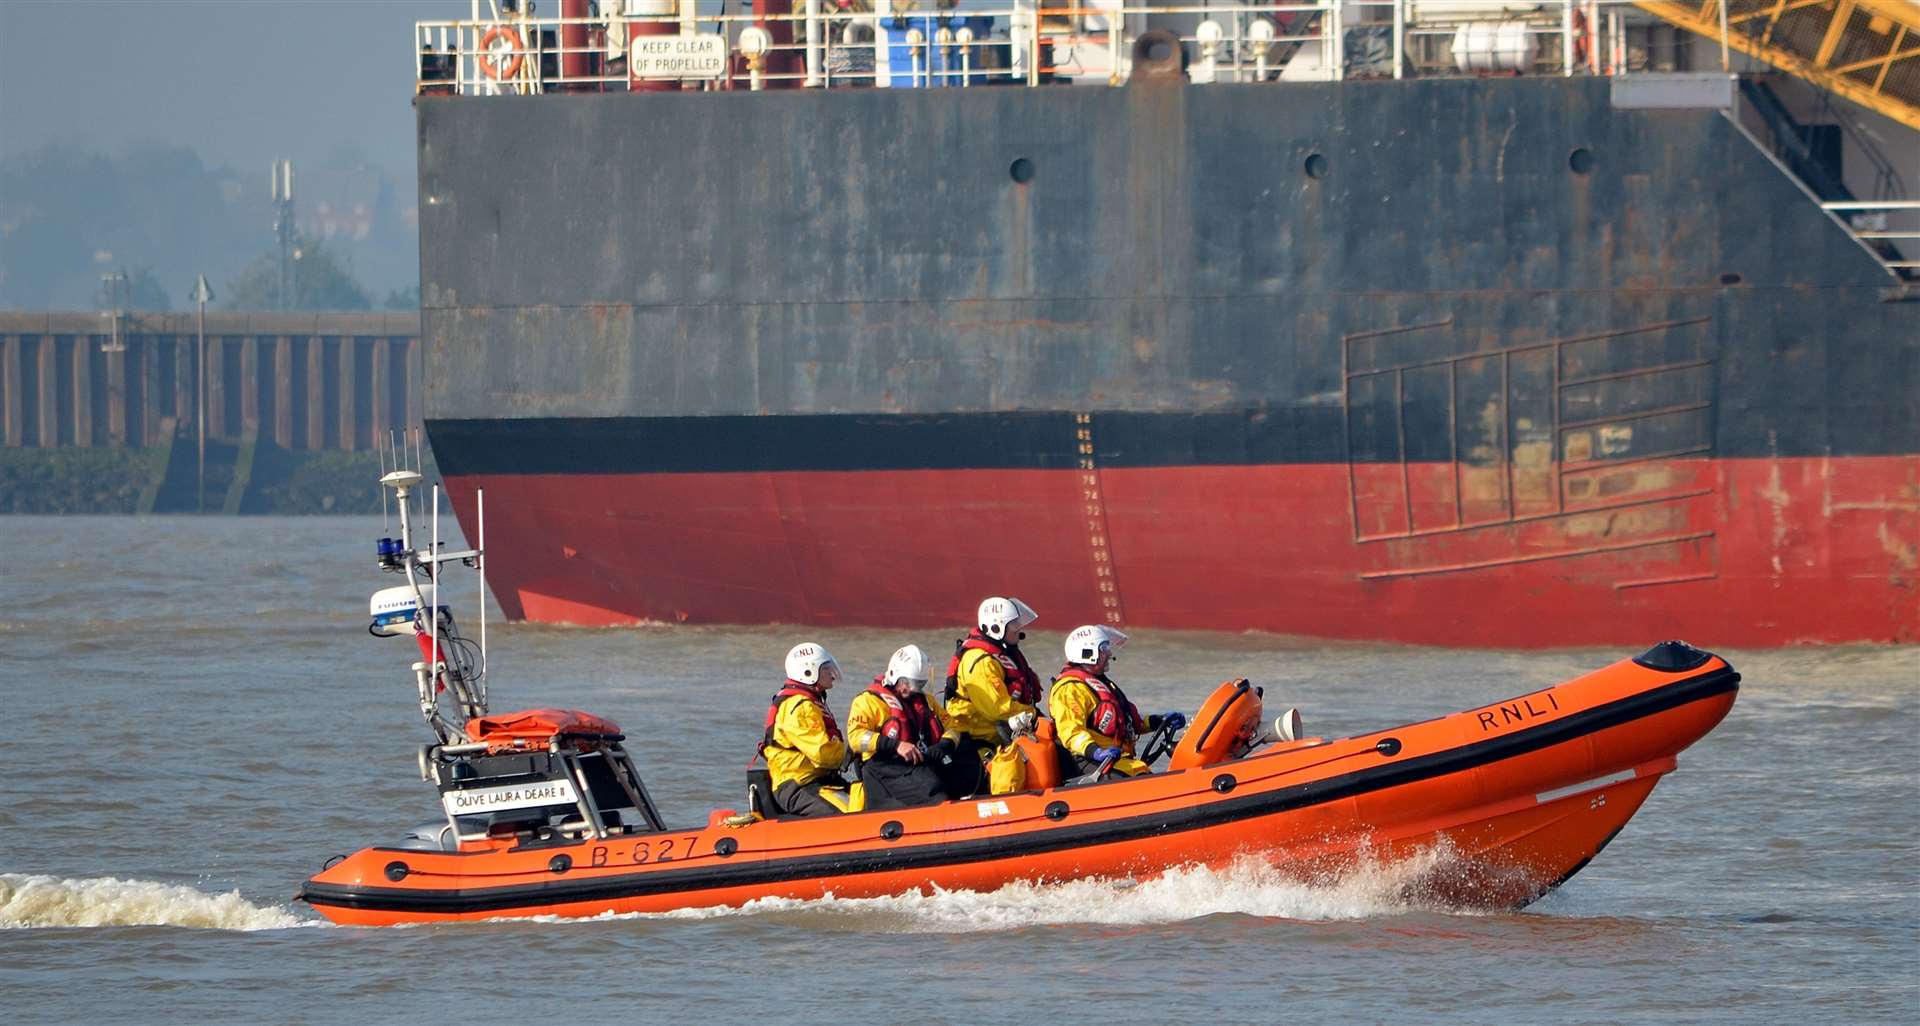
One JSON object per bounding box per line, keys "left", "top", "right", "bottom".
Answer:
{"left": 0, "top": 515, "right": 1914, "bottom": 1025}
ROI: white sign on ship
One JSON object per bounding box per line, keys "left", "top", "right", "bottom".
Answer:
{"left": 442, "top": 777, "right": 580, "bottom": 817}
{"left": 630, "top": 33, "right": 727, "bottom": 80}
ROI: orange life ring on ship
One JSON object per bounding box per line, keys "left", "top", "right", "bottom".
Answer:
{"left": 1571, "top": 10, "right": 1593, "bottom": 68}
{"left": 479, "top": 25, "right": 525, "bottom": 81}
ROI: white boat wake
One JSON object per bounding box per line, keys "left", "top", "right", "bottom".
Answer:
{"left": 2, "top": 845, "right": 1488, "bottom": 933}
{"left": 0, "top": 873, "right": 308, "bottom": 931}
{"left": 518, "top": 847, "right": 1482, "bottom": 932}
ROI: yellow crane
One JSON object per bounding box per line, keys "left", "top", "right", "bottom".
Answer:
{"left": 1634, "top": 0, "right": 1920, "bottom": 130}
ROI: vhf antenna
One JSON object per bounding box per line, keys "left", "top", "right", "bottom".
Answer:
{"left": 430, "top": 482, "right": 440, "bottom": 744}
{"left": 477, "top": 487, "right": 488, "bottom": 704}
{"left": 379, "top": 429, "right": 390, "bottom": 532}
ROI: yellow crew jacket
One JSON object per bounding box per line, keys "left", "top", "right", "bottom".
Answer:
{"left": 846, "top": 688, "right": 947, "bottom": 761}
{"left": 1049, "top": 672, "right": 1151, "bottom": 777}
{"left": 766, "top": 692, "right": 848, "bottom": 791}
{"left": 944, "top": 647, "right": 1038, "bottom": 745}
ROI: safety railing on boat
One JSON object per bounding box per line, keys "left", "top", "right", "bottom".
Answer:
{"left": 415, "top": 1, "right": 1675, "bottom": 96}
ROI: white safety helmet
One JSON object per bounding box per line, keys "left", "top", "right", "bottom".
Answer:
{"left": 1064, "top": 624, "right": 1129, "bottom": 666}
{"left": 784, "top": 642, "right": 841, "bottom": 687}
{"left": 977, "top": 596, "right": 1038, "bottom": 642}
{"left": 884, "top": 644, "right": 932, "bottom": 692}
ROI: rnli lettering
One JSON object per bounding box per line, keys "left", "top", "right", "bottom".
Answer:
{"left": 440, "top": 777, "right": 580, "bottom": 817}
{"left": 1473, "top": 691, "right": 1560, "bottom": 732}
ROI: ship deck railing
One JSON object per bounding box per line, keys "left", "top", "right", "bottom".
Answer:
{"left": 1822, "top": 200, "right": 1920, "bottom": 273}
{"left": 416, "top": 1, "right": 1688, "bottom": 97}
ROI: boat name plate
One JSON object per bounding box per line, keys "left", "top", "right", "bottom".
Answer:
{"left": 441, "top": 777, "right": 580, "bottom": 816}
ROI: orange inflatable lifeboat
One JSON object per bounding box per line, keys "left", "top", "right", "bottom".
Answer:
{"left": 300, "top": 640, "right": 1738, "bottom": 926}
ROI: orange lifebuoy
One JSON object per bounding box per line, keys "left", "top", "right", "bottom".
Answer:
{"left": 479, "top": 25, "right": 525, "bottom": 81}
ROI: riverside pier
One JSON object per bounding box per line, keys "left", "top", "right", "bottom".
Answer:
{"left": 0, "top": 311, "right": 423, "bottom": 513}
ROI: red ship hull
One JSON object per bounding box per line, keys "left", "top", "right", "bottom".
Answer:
{"left": 443, "top": 454, "right": 1917, "bottom": 648}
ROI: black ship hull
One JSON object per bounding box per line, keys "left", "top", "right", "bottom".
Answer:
{"left": 417, "top": 75, "right": 1918, "bottom": 644}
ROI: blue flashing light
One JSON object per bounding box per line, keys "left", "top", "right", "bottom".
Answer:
{"left": 376, "top": 537, "right": 405, "bottom": 569}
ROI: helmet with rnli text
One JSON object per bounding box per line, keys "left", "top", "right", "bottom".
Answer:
{"left": 784, "top": 642, "right": 841, "bottom": 687}
{"left": 884, "top": 644, "right": 932, "bottom": 692}
{"left": 1065, "top": 624, "right": 1128, "bottom": 666}
{"left": 977, "top": 596, "right": 1038, "bottom": 642}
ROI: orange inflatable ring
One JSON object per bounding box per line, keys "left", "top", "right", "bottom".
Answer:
{"left": 1571, "top": 10, "right": 1592, "bottom": 68}
{"left": 480, "top": 25, "right": 525, "bottom": 81}
{"left": 1167, "top": 679, "right": 1264, "bottom": 772}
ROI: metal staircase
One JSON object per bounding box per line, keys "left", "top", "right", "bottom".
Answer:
{"left": 1740, "top": 75, "right": 1918, "bottom": 278}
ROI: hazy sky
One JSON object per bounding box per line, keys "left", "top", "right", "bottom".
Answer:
{"left": 0, "top": 0, "right": 453, "bottom": 177}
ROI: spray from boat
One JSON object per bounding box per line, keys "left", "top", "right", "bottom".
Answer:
{"left": 0, "top": 874, "right": 307, "bottom": 931}
{"left": 0, "top": 846, "right": 1482, "bottom": 932}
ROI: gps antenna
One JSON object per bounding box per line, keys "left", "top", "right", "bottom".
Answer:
{"left": 378, "top": 431, "right": 390, "bottom": 531}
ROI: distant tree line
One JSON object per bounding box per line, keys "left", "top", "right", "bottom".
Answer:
{"left": 0, "top": 142, "right": 418, "bottom": 312}
{"left": 223, "top": 236, "right": 369, "bottom": 311}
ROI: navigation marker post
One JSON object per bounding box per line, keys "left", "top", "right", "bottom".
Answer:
{"left": 191, "top": 274, "right": 214, "bottom": 512}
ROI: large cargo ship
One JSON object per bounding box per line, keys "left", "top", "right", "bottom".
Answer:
{"left": 413, "top": 1, "right": 1918, "bottom": 647}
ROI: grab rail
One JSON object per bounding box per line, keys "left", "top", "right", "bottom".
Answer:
{"left": 1821, "top": 201, "right": 1920, "bottom": 275}
{"left": 414, "top": 1, "right": 1669, "bottom": 95}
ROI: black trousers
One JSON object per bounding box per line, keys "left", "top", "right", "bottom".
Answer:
{"left": 864, "top": 746, "right": 981, "bottom": 808}
{"left": 943, "top": 738, "right": 995, "bottom": 799}
{"left": 772, "top": 777, "right": 846, "bottom": 817}
{"left": 860, "top": 758, "right": 950, "bottom": 810}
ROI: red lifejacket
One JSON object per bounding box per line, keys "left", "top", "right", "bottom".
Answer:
{"left": 1056, "top": 666, "right": 1145, "bottom": 743}
{"left": 760, "top": 680, "right": 842, "bottom": 754}
{"left": 943, "top": 630, "right": 1042, "bottom": 705}
{"left": 865, "top": 681, "right": 944, "bottom": 748}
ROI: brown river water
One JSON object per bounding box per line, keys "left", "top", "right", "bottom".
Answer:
{"left": 0, "top": 515, "right": 1914, "bottom": 1024}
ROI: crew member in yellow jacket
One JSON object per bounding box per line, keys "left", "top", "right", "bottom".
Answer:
{"left": 941, "top": 596, "right": 1043, "bottom": 794}
{"left": 759, "top": 642, "right": 854, "bottom": 816}
{"left": 1050, "top": 624, "right": 1185, "bottom": 778}
{"left": 847, "top": 644, "right": 972, "bottom": 809}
